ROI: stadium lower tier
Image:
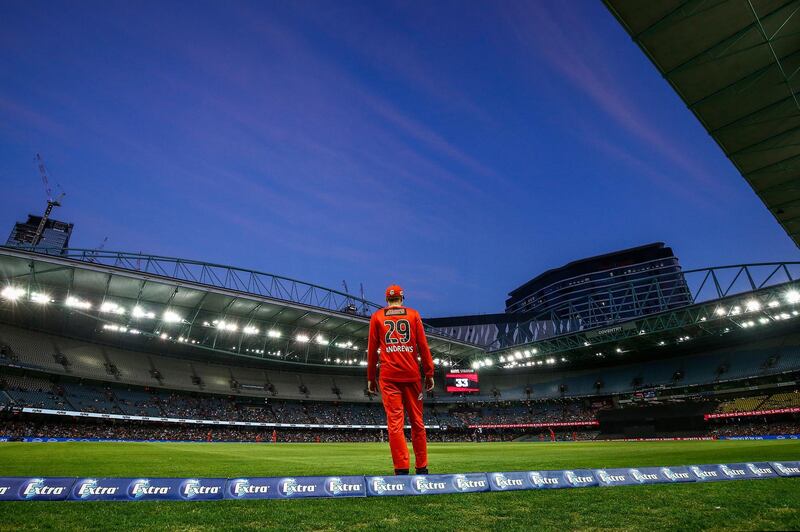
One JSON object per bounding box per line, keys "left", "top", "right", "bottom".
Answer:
{"left": 0, "top": 368, "right": 601, "bottom": 428}
{"left": 0, "top": 416, "right": 601, "bottom": 443}
{"left": 1, "top": 414, "right": 798, "bottom": 443}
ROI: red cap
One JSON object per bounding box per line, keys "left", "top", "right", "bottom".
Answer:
{"left": 385, "top": 284, "right": 404, "bottom": 300}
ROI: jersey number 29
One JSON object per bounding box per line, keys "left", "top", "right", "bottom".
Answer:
{"left": 384, "top": 319, "right": 411, "bottom": 343}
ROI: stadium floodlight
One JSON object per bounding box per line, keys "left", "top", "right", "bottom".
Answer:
{"left": 316, "top": 335, "right": 328, "bottom": 345}
{"left": 768, "top": 300, "right": 780, "bottom": 308}
{"left": 730, "top": 306, "right": 741, "bottom": 315}
{"left": 561, "top": 357, "right": 568, "bottom": 362}
{"left": 531, "top": 348, "right": 538, "bottom": 354}
{"left": 296, "top": 334, "right": 310, "bottom": 343}
{"left": 267, "top": 329, "right": 281, "bottom": 338}
{"left": 546, "top": 357, "right": 555, "bottom": 364}
{"left": 359, "top": 360, "right": 367, "bottom": 366}
{"left": 514, "top": 352, "right": 523, "bottom": 360}
{"left": 100, "top": 301, "right": 125, "bottom": 315}
{"left": 65, "top": 296, "right": 91, "bottom": 310}
{"left": 758, "top": 317, "right": 769, "bottom": 325}
{"left": 745, "top": 300, "right": 761, "bottom": 312}
{"left": 615, "top": 347, "right": 622, "bottom": 353}
{"left": 715, "top": 307, "right": 726, "bottom": 316}
{"left": 786, "top": 290, "right": 800, "bottom": 304}
{"left": 215, "top": 320, "right": 238, "bottom": 332}
{"left": 484, "top": 358, "right": 493, "bottom": 366}
{"left": 159, "top": 332, "right": 168, "bottom": 339}
{"left": 30, "top": 292, "right": 51, "bottom": 305}
{"left": 1, "top": 286, "right": 25, "bottom": 301}
{"left": 243, "top": 325, "right": 259, "bottom": 335}
{"left": 162, "top": 310, "right": 182, "bottom": 323}
{"left": 132, "top": 306, "right": 156, "bottom": 319}
{"left": 658, "top": 341, "right": 666, "bottom": 346}
{"left": 536, "top": 360, "right": 543, "bottom": 365}
{"left": 472, "top": 360, "right": 480, "bottom": 370}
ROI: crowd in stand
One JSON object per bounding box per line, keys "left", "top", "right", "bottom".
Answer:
{"left": 0, "top": 417, "right": 603, "bottom": 443}
{"left": 708, "top": 420, "right": 800, "bottom": 437}
{"left": 0, "top": 375, "right": 601, "bottom": 428}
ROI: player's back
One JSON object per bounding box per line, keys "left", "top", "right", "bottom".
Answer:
{"left": 368, "top": 305, "right": 431, "bottom": 383}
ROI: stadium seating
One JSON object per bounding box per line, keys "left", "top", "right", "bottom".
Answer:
{"left": 2, "top": 323, "right": 800, "bottom": 406}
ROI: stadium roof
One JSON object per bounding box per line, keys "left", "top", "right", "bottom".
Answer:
{"left": 604, "top": 0, "right": 800, "bottom": 247}
{"left": 0, "top": 246, "right": 484, "bottom": 370}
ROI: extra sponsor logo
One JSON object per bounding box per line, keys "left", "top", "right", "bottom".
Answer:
{"left": 128, "top": 479, "right": 170, "bottom": 499}
{"left": 412, "top": 476, "right": 447, "bottom": 494}
{"left": 279, "top": 478, "right": 316, "bottom": 497}
{"left": 370, "top": 477, "right": 406, "bottom": 495}
{"left": 660, "top": 467, "right": 691, "bottom": 481}
{"left": 528, "top": 471, "right": 560, "bottom": 487}
{"left": 773, "top": 463, "right": 800, "bottom": 476}
{"left": 229, "top": 479, "right": 271, "bottom": 498}
{"left": 564, "top": 471, "right": 595, "bottom": 486}
{"left": 746, "top": 463, "right": 774, "bottom": 477}
{"left": 74, "top": 479, "right": 119, "bottom": 499}
{"left": 629, "top": 469, "right": 659, "bottom": 483}
{"left": 596, "top": 470, "right": 627, "bottom": 484}
{"left": 452, "top": 475, "right": 487, "bottom": 492}
{"left": 690, "top": 466, "right": 718, "bottom": 480}
{"left": 180, "top": 479, "right": 221, "bottom": 499}
{"left": 20, "top": 478, "right": 66, "bottom": 499}
{"left": 325, "top": 477, "right": 363, "bottom": 496}
{"left": 491, "top": 473, "right": 525, "bottom": 490}
{"left": 719, "top": 465, "right": 746, "bottom": 479}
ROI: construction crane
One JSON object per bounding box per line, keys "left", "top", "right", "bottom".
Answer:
{"left": 32, "top": 153, "right": 66, "bottom": 246}
{"left": 87, "top": 236, "right": 108, "bottom": 263}
{"left": 341, "top": 280, "right": 357, "bottom": 314}
{"left": 360, "top": 283, "right": 370, "bottom": 316}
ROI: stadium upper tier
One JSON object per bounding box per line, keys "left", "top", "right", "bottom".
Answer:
{"left": 604, "top": 0, "right": 800, "bottom": 247}
{"left": 0, "top": 246, "right": 484, "bottom": 369}
{"left": 1, "top": 322, "right": 798, "bottom": 402}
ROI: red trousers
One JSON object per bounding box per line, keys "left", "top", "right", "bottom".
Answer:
{"left": 380, "top": 379, "right": 427, "bottom": 470}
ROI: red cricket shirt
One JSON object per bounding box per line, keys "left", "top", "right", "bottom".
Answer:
{"left": 367, "top": 305, "right": 434, "bottom": 383}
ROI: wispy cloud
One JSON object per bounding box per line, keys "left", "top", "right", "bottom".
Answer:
{"left": 504, "top": 2, "right": 729, "bottom": 196}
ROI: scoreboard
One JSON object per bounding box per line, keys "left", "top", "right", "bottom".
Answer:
{"left": 445, "top": 370, "right": 479, "bottom": 393}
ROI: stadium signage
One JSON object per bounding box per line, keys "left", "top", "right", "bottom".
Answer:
{"left": 468, "top": 421, "right": 599, "bottom": 429}
{"left": 0, "top": 478, "right": 74, "bottom": 501}
{"left": 704, "top": 407, "right": 800, "bottom": 420}
{"left": 226, "top": 478, "right": 277, "bottom": 499}
{"left": 585, "top": 322, "right": 636, "bottom": 339}
{"left": 0, "top": 464, "right": 791, "bottom": 502}
{"left": 367, "top": 477, "right": 409, "bottom": 496}
{"left": 488, "top": 472, "right": 530, "bottom": 491}
{"left": 20, "top": 407, "right": 439, "bottom": 430}
{"left": 771, "top": 462, "right": 800, "bottom": 477}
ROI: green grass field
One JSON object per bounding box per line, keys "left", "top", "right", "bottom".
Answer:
{"left": 0, "top": 440, "right": 798, "bottom": 531}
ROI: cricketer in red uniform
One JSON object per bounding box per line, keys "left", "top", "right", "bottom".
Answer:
{"left": 367, "top": 284, "right": 435, "bottom": 475}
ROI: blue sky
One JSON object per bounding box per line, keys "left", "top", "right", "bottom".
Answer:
{"left": 1, "top": 0, "right": 797, "bottom": 316}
